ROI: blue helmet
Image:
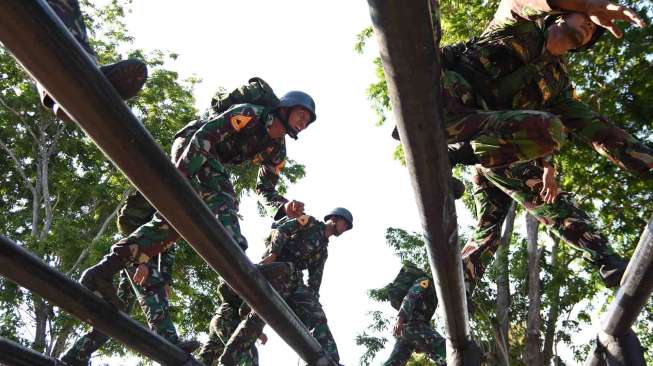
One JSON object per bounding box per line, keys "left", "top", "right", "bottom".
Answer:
{"left": 324, "top": 207, "right": 353, "bottom": 230}
{"left": 277, "top": 91, "right": 317, "bottom": 139}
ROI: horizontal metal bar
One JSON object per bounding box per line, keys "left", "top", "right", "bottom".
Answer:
{"left": 0, "top": 337, "right": 65, "bottom": 366}
{"left": 0, "top": 236, "right": 199, "bottom": 366}
{"left": 366, "top": 0, "right": 477, "bottom": 364}
{"left": 0, "top": 1, "right": 331, "bottom": 364}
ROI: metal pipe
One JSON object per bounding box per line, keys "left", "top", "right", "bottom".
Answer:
{"left": 584, "top": 215, "right": 653, "bottom": 365}
{"left": 0, "top": 236, "right": 200, "bottom": 366}
{"left": 0, "top": 337, "right": 66, "bottom": 366}
{"left": 0, "top": 1, "right": 330, "bottom": 364}
{"left": 366, "top": 1, "right": 478, "bottom": 364}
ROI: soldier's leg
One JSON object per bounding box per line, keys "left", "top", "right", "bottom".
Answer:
{"left": 198, "top": 284, "right": 243, "bottom": 365}
{"left": 116, "top": 190, "right": 157, "bottom": 236}
{"left": 409, "top": 323, "right": 446, "bottom": 365}
{"left": 219, "top": 313, "right": 266, "bottom": 366}
{"left": 44, "top": 0, "right": 95, "bottom": 56}
{"left": 480, "top": 163, "right": 627, "bottom": 287}
{"left": 442, "top": 70, "right": 566, "bottom": 168}
{"left": 382, "top": 338, "right": 413, "bottom": 366}
{"left": 567, "top": 115, "right": 653, "bottom": 175}
{"left": 288, "top": 285, "right": 340, "bottom": 363}
{"left": 461, "top": 166, "right": 513, "bottom": 291}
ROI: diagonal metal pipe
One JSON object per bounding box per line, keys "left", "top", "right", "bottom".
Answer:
{"left": 366, "top": 0, "right": 478, "bottom": 364}
{"left": 0, "top": 336, "right": 66, "bottom": 366}
{"left": 0, "top": 236, "right": 201, "bottom": 366}
{"left": 584, "top": 215, "right": 653, "bottom": 366}
{"left": 0, "top": 1, "right": 331, "bottom": 364}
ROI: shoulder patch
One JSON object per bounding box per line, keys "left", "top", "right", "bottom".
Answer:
{"left": 230, "top": 114, "right": 254, "bottom": 132}
{"left": 297, "top": 215, "right": 310, "bottom": 226}
{"left": 419, "top": 279, "right": 429, "bottom": 289}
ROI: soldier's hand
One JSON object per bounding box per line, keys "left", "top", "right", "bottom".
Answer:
{"left": 393, "top": 318, "right": 405, "bottom": 337}
{"left": 540, "top": 164, "right": 559, "bottom": 204}
{"left": 258, "top": 332, "right": 268, "bottom": 345}
{"left": 585, "top": 0, "right": 646, "bottom": 38}
{"left": 284, "top": 200, "right": 305, "bottom": 219}
{"left": 133, "top": 263, "right": 150, "bottom": 286}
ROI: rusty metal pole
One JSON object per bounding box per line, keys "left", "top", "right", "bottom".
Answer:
{"left": 0, "top": 236, "right": 201, "bottom": 366}
{"left": 0, "top": 337, "right": 66, "bottom": 366}
{"left": 584, "top": 215, "right": 653, "bottom": 366}
{"left": 0, "top": 1, "right": 331, "bottom": 364}
{"left": 366, "top": 0, "right": 479, "bottom": 364}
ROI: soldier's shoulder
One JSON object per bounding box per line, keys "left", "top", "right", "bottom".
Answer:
{"left": 414, "top": 276, "right": 431, "bottom": 290}
{"left": 223, "top": 103, "right": 267, "bottom": 131}
{"left": 296, "top": 214, "right": 317, "bottom": 227}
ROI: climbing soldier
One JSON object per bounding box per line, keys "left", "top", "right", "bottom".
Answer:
{"left": 41, "top": 0, "right": 148, "bottom": 120}
{"left": 382, "top": 262, "right": 445, "bottom": 366}
{"left": 60, "top": 193, "right": 199, "bottom": 366}
{"left": 78, "top": 78, "right": 312, "bottom": 315}
{"left": 218, "top": 208, "right": 354, "bottom": 366}
{"left": 449, "top": 0, "right": 651, "bottom": 296}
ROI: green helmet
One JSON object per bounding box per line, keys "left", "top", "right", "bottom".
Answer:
{"left": 277, "top": 91, "right": 317, "bottom": 139}
{"left": 324, "top": 207, "right": 353, "bottom": 229}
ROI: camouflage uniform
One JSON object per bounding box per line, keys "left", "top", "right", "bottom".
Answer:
{"left": 440, "top": 0, "right": 653, "bottom": 171}
{"left": 62, "top": 199, "right": 179, "bottom": 365}
{"left": 384, "top": 277, "right": 445, "bottom": 366}
{"left": 220, "top": 216, "right": 340, "bottom": 365}
{"left": 458, "top": 0, "right": 652, "bottom": 288}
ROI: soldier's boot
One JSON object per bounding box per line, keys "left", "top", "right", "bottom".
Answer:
{"left": 177, "top": 339, "right": 201, "bottom": 353}
{"left": 80, "top": 255, "right": 125, "bottom": 308}
{"left": 39, "top": 59, "right": 148, "bottom": 121}
{"left": 596, "top": 254, "right": 629, "bottom": 288}
{"left": 60, "top": 353, "right": 90, "bottom": 366}
{"left": 448, "top": 141, "right": 478, "bottom": 166}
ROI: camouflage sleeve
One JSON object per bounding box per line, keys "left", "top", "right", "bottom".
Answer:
{"left": 267, "top": 216, "right": 306, "bottom": 256}
{"left": 398, "top": 278, "right": 429, "bottom": 322}
{"left": 256, "top": 141, "right": 289, "bottom": 218}
{"left": 175, "top": 104, "right": 264, "bottom": 177}
{"left": 548, "top": 84, "right": 653, "bottom": 174}
{"left": 158, "top": 246, "right": 175, "bottom": 285}
{"left": 308, "top": 252, "right": 328, "bottom": 297}
{"left": 487, "top": 0, "right": 554, "bottom": 31}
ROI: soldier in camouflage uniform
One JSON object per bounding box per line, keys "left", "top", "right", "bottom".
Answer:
{"left": 385, "top": 275, "right": 445, "bottom": 366}
{"left": 60, "top": 194, "right": 198, "bottom": 366}
{"left": 41, "top": 0, "right": 148, "bottom": 120}
{"left": 79, "top": 88, "right": 313, "bottom": 315}
{"left": 455, "top": 0, "right": 651, "bottom": 294}
{"left": 218, "top": 208, "right": 354, "bottom": 366}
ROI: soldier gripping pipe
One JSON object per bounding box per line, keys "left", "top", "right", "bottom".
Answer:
{"left": 60, "top": 193, "right": 199, "bottom": 366}
{"left": 217, "top": 208, "right": 354, "bottom": 366}
{"left": 78, "top": 78, "right": 312, "bottom": 316}
{"left": 41, "top": 0, "right": 148, "bottom": 120}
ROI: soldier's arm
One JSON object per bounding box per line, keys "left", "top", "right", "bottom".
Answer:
{"left": 158, "top": 246, "right": 175, "bottom": 286}
{"left": 548, "top": 0, "right": 645, "bottom": 38}
{"left": 175, "top": 104, "right": 264, "bottom": 177}
{"left": 256, "top": 142, "right": 289, "bottom": 218}
{"left": 307, "top": 252, "right": 328, "bottom": 297}
{"left": 398, "top": 278, "right": 429, "bottom": 322}
{"left": 548, "top": 84, "right": 653, "bottom": 174}
{"left": 490, "top": 0, "right": 555, "bottom": 28}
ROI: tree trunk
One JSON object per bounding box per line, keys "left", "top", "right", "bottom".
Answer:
{"left": 524, "top": 214, "right": 543, "bottom": 366}
{"left": 32, "top": 296, "right": 48, "bottom": 353}
{"left": 543, "top": 237, "right": 562, "bottom": 364}
{"left": 495, "top": 202, "right": 516, "bottom": 365}
{"left": 50, "top": 320, "right": 75, "bottom": 358}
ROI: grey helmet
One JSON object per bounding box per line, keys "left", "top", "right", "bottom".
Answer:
{"left": 277, "top": 91, "right": 316, "bottom": 139}
{"left": 324, "top": 207, "right": 353, "bottom": 229}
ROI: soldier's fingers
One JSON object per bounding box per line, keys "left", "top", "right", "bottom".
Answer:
{"left": 603, "top": 20, "right": 623, "bottom": 38}
{"left": 617, "top": 6, "right": 646, "bottom": 27}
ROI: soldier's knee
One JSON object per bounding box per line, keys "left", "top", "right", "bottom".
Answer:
{"left": 531, "top": 112, "right": 566, "bottom": 154}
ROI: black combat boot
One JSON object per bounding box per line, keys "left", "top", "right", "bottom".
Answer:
{"left": 596, "top": 254, "right": 629, "bottom": 288}
{"left": 39, "top": 59, "right": 148, "bottom": 121}
{"left": 80, "top": 255, "right": 125, "bottom": 308}
{"left": 60, "top": 353, "right": 90, "bottom": 366}
{"left": 448, "top": 141, "right": 479, "bottom": 166}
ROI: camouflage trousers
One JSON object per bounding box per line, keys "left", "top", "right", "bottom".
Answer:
{"left": 383, "top": 321, "right": 446, "bottom": 366}
{"left": 198, "top": 281, "right": 259, "bottom": 366}
{"left": 461, "top": 163, "right": 616, "bottom": 287}
{"left": 442, "top": 70, "right": 566, "bottom": 168}
{"left": 45, "top": 0, "right": 96, "bottom": 58}
{"left": 107, "top": 132, "right": 247, "bottom": 266}
{"left": 62, "top": 264, "right": 178, "bottom": 363}
{"left": 221, "top": 264, "right": 340, "bottom": 365}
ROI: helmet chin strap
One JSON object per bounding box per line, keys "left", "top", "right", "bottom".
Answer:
{"left": 278, "top": 110, "right": 298, "bottom": 140}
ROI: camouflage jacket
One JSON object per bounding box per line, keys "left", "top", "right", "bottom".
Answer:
{"left": 265, "top": 215, "right": 329, "bottom": 295}
{"left": 175, "top": 103, "right": 288, "bottom": 216}
{"left": 399, "top": 277, "right": 438, "bottom": 324}
{"left": 444, "top": 0, "right": 609, "bottom": 143}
